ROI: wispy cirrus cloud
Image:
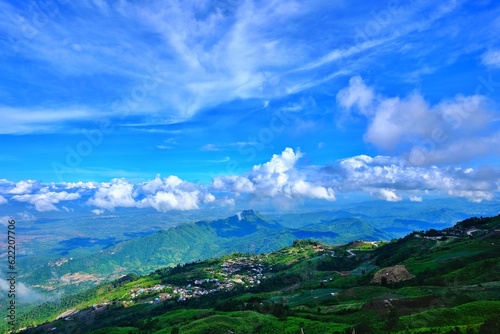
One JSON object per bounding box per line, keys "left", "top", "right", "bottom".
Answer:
{"left": 0, "top": 0, "right": 486, "bottom": 134}
{"left": 0, "top": 107, "right": 95, "bottom": 134}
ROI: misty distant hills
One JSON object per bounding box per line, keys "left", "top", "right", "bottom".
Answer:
{"left": 296, "top": 218, "right": 390, "bottom": 242}
{"left": 270, "top": 204, "right": 481, "bottom": 235}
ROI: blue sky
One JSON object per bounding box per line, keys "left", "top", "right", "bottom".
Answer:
{"left": 0, "top": 0, "right": 500, "bottom": 213}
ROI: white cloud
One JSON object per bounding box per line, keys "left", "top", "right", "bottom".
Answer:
{"left": 64, "top": 181, "right": 98, "bottom": 190}
{"left": 329, "top": 154, "right": 500, "bottom": 202}
{"left": 204, "top": 193, "right": 216, "bottom": 203}
{"left": 365, "top": 94, "right": 431, "bottom": 150}
{"left": 0, "top": 195, "right": 6, "bottom": 205}
{"left": 446, "top": 190, "right": 493, "bottom": 203}
{"left": 409, "top": 195, "right": 423, "bottom": 202}
{"left": 86, "top": 175, "right": 215, "bottom": 212}
{"left": 138, "top": 191, "right": 200, "bottom": 211}
{"left": 220, "top": 197, "right": 236, "bottom": 206}
{"left": 253, "top": 147, "right": 301, "bottom": 174}
{"left": 8, "top": 180, "right": 38, "bottom": 194}
{"left": 286, "top": 180, "right": 336, "bottom": 201}
{"left": 372, "top": 188, "right": 402, "bottom": 202}
{"left": 408, "top": 132, "right": 500, "bottom": 166}
{"left": 336, "top": 76, "right": 375, "bottom": 116}
{"left": 481, "top": 49, "right": 500, "bottom": 68}
{"left": 12, "top": 191, "right": 81, "bottom": 212}
{"left": 213, "top": 176, "right": 255, "bottom": 194}
{"left": 87, "top": 179, "right": 136, "bottom": 211}
{"left": 0, "top": 179, "right": 14, "bottom": 194}
{"left": 137, "top": 175, "right": 215, "bottom": 212}
{"left": 337, "top": 76, "right": 499, "bottom": 164}
{"left": 213, "top": 148, "right": 335, "bottom": 202}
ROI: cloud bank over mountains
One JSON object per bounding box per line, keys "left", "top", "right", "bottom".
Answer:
{"left": 1, "top": 147, "right": 499, "bottom": 213}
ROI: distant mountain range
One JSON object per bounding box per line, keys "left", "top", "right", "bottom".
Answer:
{"left": 21, "top": 210, "right": 393, "bottom": 291}
{"left": 269, "top": 206, "right": 481, "bottom": 234}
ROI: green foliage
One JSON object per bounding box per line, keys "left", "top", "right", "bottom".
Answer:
{"left": 292, "top": 239, "right": 318, "bottom": 247}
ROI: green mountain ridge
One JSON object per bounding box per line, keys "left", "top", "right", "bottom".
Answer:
{"left": 268, "top": 206, "right": 476, "bottom": 235}
{"left": 9, "top": 214, "right": 500, "bottom": 334}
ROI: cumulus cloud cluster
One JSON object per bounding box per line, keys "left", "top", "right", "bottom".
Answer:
{"left": 87, "top": 179, "right": 136, "bottom": 211}
{"left": 337, "top": 76, "right": 500, "bottom": 165}
{"left": 138, "top": 175, "right": 216, "bottom": 211}
{"left": 326, "top": 154, "right": 500, "bottom": 203}
{"left": 87, "top": 176, "right": 216, "bottom": 212}
{"left": 12, "top": 191, "right": 81, "bottom": 212}
{"left": 0, "top": 176, "right": 217, "bottom": 212}
{"left": 86, "top": 176, "right": 216, "bottom": 212}
{"left": 8, "top": 180, "right": 38, "bottom": 194}
{"left": 213, "top": 148, "right": 335, "bottom": 202}
{"left": 0, "top": 180, "right": 84, "bottom": 212}
{"left": 0, "top": 148, "right": 498, "bottom": 212}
